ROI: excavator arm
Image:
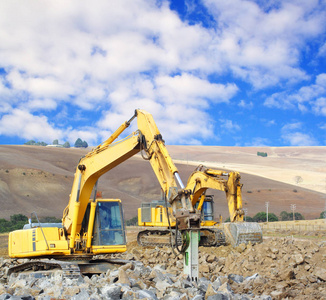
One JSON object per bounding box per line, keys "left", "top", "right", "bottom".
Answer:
{"left": 62, "top": 109, "right": 200, "bottom": 257}
{"left": 186, "top": 165, "right": 262, "bottom": 246}
{"left": 186, "top": 165, "right": 244, "bottom": 222}
{"left": 9, "top": 109, "right": 203, "bottom": 280}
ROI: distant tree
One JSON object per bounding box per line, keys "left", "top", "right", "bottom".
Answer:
{"left": 63, "top": 141, "right": 70, "bottom": 148}
{"left": 280, "top": 211, "right": 304, "bottom": 221}
{"left": 268, "top": 213, "right": 279, "bottom": 222}
{"left": 53, "top": 139, "right": 59, "bottom": 145}
{"left": 37, "top": 141, "right": 48, "bottom": 146}
{"left": 253, "top": 212, "right": 266, "bottom": 222}
{"left": 294, "top": 212, "right": 305, "bottom": 220}
{"left": 24, "top": 140, "right": 47, "bottom": 146}
{"left": 244, "top": 216, "right": 254, "bottom": 222}
{"left": 74, "top": 138, "right": 88, "bottom": 148}
{"left": 253, "top": 212, "right": 278, "bottom": 222}
{"left": 257, "top": 152, "right": 268, "bottom": 157}
{"left": 319, "top": 211, "right": 326, "bottom": 219}
{"left": 10, "top": 214, "right": 28, "bottom": 223}
{"left": 280, "top": 211, "right": 290, "bottom": 221}
{"left": 0, "top": 214, "right": 30, "bottom": 232}
{"left": 39, "top": 216, "right": 62, "bottom": 223}
{"left": 126, "top": 216, "right": 138, "bottom": 226}
{"left": 74, "top": 138, "right": 83, "bottom": 147}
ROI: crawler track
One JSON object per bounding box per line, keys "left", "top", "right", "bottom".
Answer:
{"left": 137, "top": 228, "right": 226, "bottom": 247}
{"left": 8, "top": 260, "right": 81, "bottom": 279}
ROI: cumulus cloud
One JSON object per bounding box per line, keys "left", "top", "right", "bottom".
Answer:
{"left": 0, "top": 109, "right": 61, "bottom": 141}
{"left": 0, "top": 0, "right": 325, "bottom": 145}
{"left": 281, "top": 122, "right": 318, "bottom": 146}
{"left": 313, "top": 97, "right": 326, "bottom": 116}
{"left": 238, "top": 99, "right": 253, "bottom": 109}
{"left": 219, "top": 119, "right": 241, "bottom": 132}
{"left": 0, "top": 0, "right": 237, "bottom": 145}
{"left": 264, "top": 73, "right": 326, "bottom": 113}
{"left": 155, "top": 73, "right": 238, "bottom": 105}
{"left": 202, "top": 0, "right": 324, "bottom": 88}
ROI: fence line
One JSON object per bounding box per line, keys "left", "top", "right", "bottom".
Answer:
{"left": 261, "top": 220, "right": 326, "bottom": 232}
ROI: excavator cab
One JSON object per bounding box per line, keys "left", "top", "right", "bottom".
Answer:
{"left": 82, "top": 199, "right": 126, "bottom": 248}
{"left": 92, "top": 200, "right": 126, "bottom": 246}
{"left": 197, "top": 195, "right": 217, "bottom": 226}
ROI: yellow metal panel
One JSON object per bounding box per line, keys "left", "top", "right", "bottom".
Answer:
{"left": 9, "top": 229, "right": 33, "bottom": 256}
{"left": 92, "top": 245, "right": 127, "bottom": 254}
{"left": 9, "top": 227, "right": 69, "bottom": 258}
{"left": 138, "top": 208, "right": 144, "bottom": 226}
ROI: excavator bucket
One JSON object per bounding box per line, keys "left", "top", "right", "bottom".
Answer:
{"left": 223, "top": 222, "right": 263, "bottom": 247}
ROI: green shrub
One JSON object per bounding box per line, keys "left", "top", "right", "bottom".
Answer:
{"left": 0, "top": 214, "right": 61, "bottom": 233}
{"left": 126, "top": 216, "right": 138, "bottom": 226}
{"left": 257, "top": 151, "right": 268, "bottom": 157}
{"left": 253, "top": 212, "right": 278, "bottom": 222}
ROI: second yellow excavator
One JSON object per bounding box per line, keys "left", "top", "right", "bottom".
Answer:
{"left": 137, "top": 194, "right": 226, "bottom": 247}
{"left": 137, "top": 165, "right": 263, "bottom": 247}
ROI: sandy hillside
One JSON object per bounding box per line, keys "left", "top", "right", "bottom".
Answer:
{"left": 0, "top": 145, "right": 325, "bottom": 221}
{"left": 168, "top": 146, "right": 326, "bottom": 194}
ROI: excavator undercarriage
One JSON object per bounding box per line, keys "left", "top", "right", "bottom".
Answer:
{"left": 137, "top": 227, "right": 226, "bottom": 248}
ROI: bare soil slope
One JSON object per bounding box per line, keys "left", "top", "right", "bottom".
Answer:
{"left": 169, "top": 145, "right": 326, "bottom": 193}
{"left": 0, "top": 145, "right": 325, "bottom": 221}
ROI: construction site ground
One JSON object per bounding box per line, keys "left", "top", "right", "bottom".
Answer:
{"left": 1, "top": 226, "right": 326, "bottom": 299}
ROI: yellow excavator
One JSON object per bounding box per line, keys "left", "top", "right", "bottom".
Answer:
{"left": 8, "top": 109, "right": 202, "bottom": 280}
{"left": 137, "top": 194, "right": 226, "bottom": 247}
{"left": 137, "top": 165, "right": 262, "bottom": 248}
{"left": 8, "top": 109, "right": 261, "bottom": 280}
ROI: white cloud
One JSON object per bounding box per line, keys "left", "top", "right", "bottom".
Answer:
{"left": 313, "top": 97, "right": 326, "bottom": 116}
{"left": 282, "top": 122, "right": 302, "bottom": 132}
{"left": 0, "top": 0, "right": 230, "bottom": 145}
{"left": 281, "top": 122, "right": 318, "bottom": 146}
{"left": 26, "top": 99, "right": 57, "bottom": 111}
{"left": 155, "top": 73, "right": 238, "bottom": 105}
{"left": 0, "top": 0, "right": 325, "bottom": 146}
{"left": 238, "top": 99, "right": 253, "bottom": 109}
{"left": 264, "top": 73, "right": 326, "bottom": 113}
{"left": 219, "top": 119, "right": 241, "bottom": 132}
{"left": 202, "top": 0, "right": 324, "bottom": 88}
{"left": 318, "top": 41, "right": 326, "bottom": 57}
{"left": 0, "top": 109, "right": 61, "bottom": 142}
{"left": 282, "top": 132, "right": 317, "bottom": 146}
{"left": 266, "top": 119, "right": 276, "bottom": 127}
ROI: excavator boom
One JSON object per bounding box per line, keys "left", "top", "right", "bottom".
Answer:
{"left": 9, "top": 109, "right": 201, "bottom": 280}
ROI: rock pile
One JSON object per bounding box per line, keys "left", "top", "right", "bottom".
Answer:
{"left": 0, "top": 237, "right": 325, "bottom": 299}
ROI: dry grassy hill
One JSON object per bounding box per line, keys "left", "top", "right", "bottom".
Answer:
{"left": 0, "top": 145, "right": 325, "bottom": 221}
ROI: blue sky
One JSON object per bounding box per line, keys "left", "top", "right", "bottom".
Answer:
{"left": 0, "top": 0, "right": 326, "bottom": 147}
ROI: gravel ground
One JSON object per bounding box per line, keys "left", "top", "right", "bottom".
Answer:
{"left": 0, "top": 232, "right": 326, "bottom": 299}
